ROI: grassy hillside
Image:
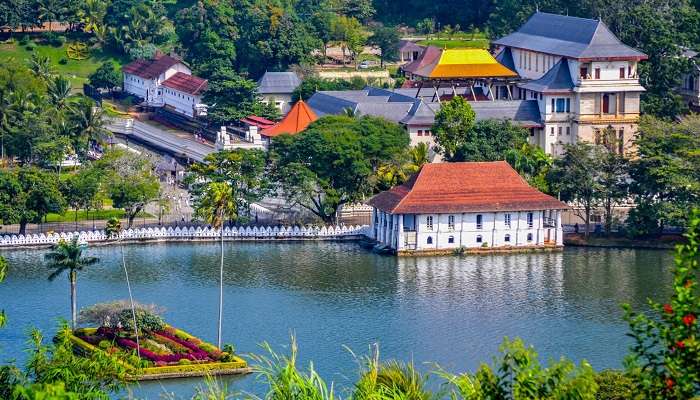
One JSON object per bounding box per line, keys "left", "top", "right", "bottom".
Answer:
{"left": 0, "top": 37, "right": 127, "bottom": 87}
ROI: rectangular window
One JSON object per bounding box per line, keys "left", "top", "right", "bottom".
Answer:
{"left": 566, "top": 98, "right": 571, "bottom": 112}
{"left": 476, "top": 214, "right": 483, "bottom": 229}
{"left": 426, "top": 216, "right": 433, "bottom": 231}
{"left": 551, "top": 98, "right": 555, "bottom": 111}
{"left": 566, "top": 127, "right": 570, "bottom": 135}
{"left": 476, "top": 235, "right": 483, "bottom": 243}
{"left": 417, "top": 130, "right": 423, "bottom": 136}
{"left": 527, "top": 212, "right": 534, "bottom": 228}
{"left": 558, "top": 126, "right": 562, "bottom": 136}
{"left": 448, "top": 236, "right": 455, "bottom": 244}
{"left": 595, "top": 68, "right": 601, "bottom": 79}
{"left": 550, "top": 127, "right": 555, "bottom": 136}
{"left": 504, "top": 213, "right": 511, "bottom": 228}
{"left": 555, "top": 98, "right": 566, "bottom": 112}
{"left": 620, "top": 67, "right": 625, "bottom": 79}
{"left": 448, "top": 215, "right": 455, "bottom": 230}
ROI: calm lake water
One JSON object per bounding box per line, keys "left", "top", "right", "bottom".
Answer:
{"left": 0, "top": 242, "right": 673, "bottom": 398}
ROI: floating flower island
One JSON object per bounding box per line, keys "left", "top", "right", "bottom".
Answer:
{"left": 69, "top": 302, "right": 250, "bottom": 380}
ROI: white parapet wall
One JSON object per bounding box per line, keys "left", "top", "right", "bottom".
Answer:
{"left": 0, "top": 225, "right": 371, "bottom": 248}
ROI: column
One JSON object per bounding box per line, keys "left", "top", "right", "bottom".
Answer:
{"left": 556, "top": 210, "right": 563, "bottom": 246}
{"left": 371, "top": 208, "right": 377, "bottom": 239}
{"left": 388, "top": 214, "right": 395, "bottom": 249}
{"left": 397, "top": 214, "right": 404, "bottom": 251}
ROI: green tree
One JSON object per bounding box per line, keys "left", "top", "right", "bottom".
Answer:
{"left": 368, "top": 26, "right": 400, "bottom": 68}
{"left": 203, "top": 67, "right": 279, "bottom": 125}
{"left": 45, "top": 237, "right": 99, "bottom": 329}
{"left": 506, "top": 143, "right": 553, "bottom": 193}
{"left": 194, "top": 182, "right": 236, "bottom": 349}
{"left": 88, "top": 62, "right": 121, "bottom": 94}
{"left": 432, "top": 96, "right": 476, "bottom": 160}
{"left": 102, "top": 151, "right": 160, "bottom": 228}
{"left": 623, "top": 209, "right": 700, "bottom": 399}
{"left": 0, "top": 166, "right": 65, "bottom": 234}
{"left": 61, "top": 166, "right": 103, "bottom": 225}
{"left": 597, "top": 134, "right": 629, "bottom": 236}
{"left": 548, "top": 142, "right": 601, "bottom": 237}
{"left": 331, "top": 15, "right": 365, "bottom": 66}
{"left": 188, "top": 149, "right": 271, "bottom": 220}
{"left": 271, "top": 115, "right": 409, "bottom": 223}
{"left": 340, "top": 0, "right": 375, "bottom": 22}
{"left": 628, "top": 115, "right": 700, "bottom": 237}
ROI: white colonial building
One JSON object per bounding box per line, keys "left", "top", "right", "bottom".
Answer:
{"left": 367, "top": 162, "right": 567, "bottom": 254}
{"left": 122, "top": 53, "right": 208, "bottom": 118}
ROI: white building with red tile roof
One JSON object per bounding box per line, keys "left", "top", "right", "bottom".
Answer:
{"left": 122, "top": 54, "right": 208, "bottom": 118}
{"left": 367, "top": 161, "right": 568, "bottom": 254}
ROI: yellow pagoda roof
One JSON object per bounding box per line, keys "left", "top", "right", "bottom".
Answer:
{"left": 414, "top": 49, "right": 518, "bottom": 79}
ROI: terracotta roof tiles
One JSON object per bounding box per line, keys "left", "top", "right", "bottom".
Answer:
{"left": 368, "top": 161, "right": 567, "bottom": 214}
{"left": 122, "top": 54, "right": 183, "bottom": 80}
{"left": 161, "top": 72, "right": 208, "bottom": 95}
{"left": 261, "top": 100, "right": 318, "bottom": 137}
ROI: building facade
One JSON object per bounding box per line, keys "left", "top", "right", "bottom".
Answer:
{"left": 122, "top": 54, "right": 208, "bottom": 118}
{"left": 493, "top": 12, "right": 647, "bottom": 155}
{"left": 679, "top": 49, "right": 700, "bottom": 112}
{"left": 257, "top": 72, "right": 302, "bottom": 115}
{"left": 367, "top": 162, "right": 567, "bottom": 255}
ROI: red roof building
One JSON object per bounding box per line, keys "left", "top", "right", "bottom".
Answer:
{"left": 122, "top": 54, "right": 184, "bottom": 80}
{"left": 367, "top": 161, "right": 567, "bottom": 254}
{"left": 260, "top": 100, "right": 318, "bottom": 137}
{"left": 161, "top": 72, "right": 208, "bottom": 95}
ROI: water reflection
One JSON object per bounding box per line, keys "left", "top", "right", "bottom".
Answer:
{"left": 0, "top": 243, "right": 674, "bottom": 398}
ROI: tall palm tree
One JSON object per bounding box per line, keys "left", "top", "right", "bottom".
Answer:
{"left": 47, "top": 76, "right": 72, "bottom": 110}
{"left": 196, "top": 181, "right": 237, "bottom": 348}
{"left": 72, "top": 99, "right": 111, "bottom": 145}
{"left": 29, "top": 54, "right": 55, "bottom": 82}
{"left": 45, "top": 237, "right": 99, "bottom": 329}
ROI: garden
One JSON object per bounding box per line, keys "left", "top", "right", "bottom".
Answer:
{"left": 69, "top": 301, "right": 248, "bottom": 380}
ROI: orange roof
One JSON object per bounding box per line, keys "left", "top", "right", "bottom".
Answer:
{"left": 368, "top": 161, "right": 567, "bottom": 214}
{"left": 413, "top": 49, "right": 518, "bottom": 79}
{"left": 261, "top": 100, "right": 318, "bottom": 137}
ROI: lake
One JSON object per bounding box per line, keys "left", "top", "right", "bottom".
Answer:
{"left": 0, "top": 242, "right": 673, "bottom": 398}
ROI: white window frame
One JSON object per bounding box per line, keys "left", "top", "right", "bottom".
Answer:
{"left": 426, "top": 215, "right": 433, "bottom": 231}
{"left": 476, "top": 214, "right": 483, "bottom": 230}
{"left": 504, "top": 213, "right": 511, "bottom": 228}
{"left": 527, "top": 212, "right": 534, "bottom": 228}
{"left": 448, "top": 215, "right": 455, "bottom": 231}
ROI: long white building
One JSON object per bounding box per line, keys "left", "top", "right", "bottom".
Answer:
{"left": 367, "top": 161, "right": 568, "bottom": 255}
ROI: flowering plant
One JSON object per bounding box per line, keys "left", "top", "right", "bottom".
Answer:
{"left": 624, "top": 209, "right": 700, "bottom": 398}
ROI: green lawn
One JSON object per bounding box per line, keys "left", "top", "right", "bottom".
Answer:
{"left": 46, "top": 208, "right": 153, "bottom": 223}
{"left": 0, "top": 38, "right": 127, "bottom": 87}
{"left": 417, "top": 38, "right": 490, "bottom": 49}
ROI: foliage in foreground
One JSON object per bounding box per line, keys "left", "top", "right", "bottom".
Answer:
{"left": 623, "top": 209, "right": 700, "bottom": 399}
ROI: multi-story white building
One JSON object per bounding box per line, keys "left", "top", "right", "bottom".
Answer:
{"left": 122, "top": 54, "right": 207, "bottom": 118}
{"left": 679, "top": 49, "right": 700, "bottom": 112}
{"left": 367, "top": 161, "right": 567, "bottom": 255}
{"left": 493, "top": 12, "right": 648, "bottom": 155}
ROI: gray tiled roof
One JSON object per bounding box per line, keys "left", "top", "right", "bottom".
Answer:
{"left": 493, "top": 12, "right": 647, "bottom": 60}
{"left": 399, "top": 40, "right": 424, "bottom": 53}
{"left": 495, "top": 47, "right": 516, "bottom": 71}
{"left": 257, "top": 72, "right": 302, "bottom": 94}
{"left": 519, "top": 58, "right": 574, "bottom": 93}
{"left": 307, "top": 88, "right": 543, "bottom": 128}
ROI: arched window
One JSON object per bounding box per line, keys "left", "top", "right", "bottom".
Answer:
{"left": 476, "top": 235, "right": 483, "bottom": 243}
{"left": 448, "top": 236, "right": 455, "bottom": 244}
{"left": 504, "top": 234, "right": 511, "bottom": 242}
{"left": 427, "top": 236, "right": 433, "bottom": 244}
{"left": 527, "top": 233, "right": 533, "bottom": 242}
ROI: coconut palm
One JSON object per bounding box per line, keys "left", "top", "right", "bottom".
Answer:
{"left": 72, "top": 99, "right": 111, "bottom": 145}
{"left": 406, "top": 142, "right": 429, "bottom": 174}
{"left": 29, "top": 54, "right": 55, "bottom": 81}
{"left": 196, "top": 181, "right": 237, "bottom": 348}
{"left": 47, "top": 76, "right": 72, "bottom": 110}
{"left": 45, "top": 237, "right": 99, "bottom": 329}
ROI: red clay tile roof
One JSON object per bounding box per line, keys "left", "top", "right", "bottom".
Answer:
{"left": 161, "top": 72, "right": 208, "bottom": 95}
{"left": 261, "top": 100, "right": 318, "bottom": 137}
{"left": 368, "top": 161, "right": 568, "bottom": 214}
{"left": 122, "top": 55, "right": 182, "bottom": 80}
{"left": 241, "top": 115, "right": 276, "bottom": 129}
{"left": 402, "top": 46, "right": 442, "bottom": 75}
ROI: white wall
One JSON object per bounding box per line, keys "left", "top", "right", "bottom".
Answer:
{"left": 123, "top": 73, "right": 153, "bottom": 99}
{"left": 162, "top": 87, "right": 202, "bottom": 118}
{"left": 262, "top": 93, "right": 294, "bottom": 115}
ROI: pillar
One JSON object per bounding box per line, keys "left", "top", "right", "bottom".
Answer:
{"left": 556, "top": 210, "right": 563, "bottom": 246}
{"left": 397, "top": 214, "right": 404, "bottom": 251}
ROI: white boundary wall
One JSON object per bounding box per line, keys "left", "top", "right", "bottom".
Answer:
{"left": 0, "top": 225, "right": 370, "bottom": 248}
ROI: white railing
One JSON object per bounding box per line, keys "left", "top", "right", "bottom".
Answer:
{"left": 0, "top": 225, "right": 371, "bottom": 247}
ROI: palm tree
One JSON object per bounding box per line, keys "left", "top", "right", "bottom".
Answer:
{"left": 196, "top": 181, "right": 237, "bottom": 348}
{"left": 38, "top": 0, "right": 63, "bottom": 32}
{"left": 29, "top": 54, "right": 55, "bottom": 81}
{"left": 406, "top": 143, "right": 429, "bottom": 174}
{"left": 47, "top": 76, "right": 72, "bottom": 110}
{"left": 45, "top": 237, "right": 99, "bottom": 329}
{"left": 72, "top": 99, "right": 111, "bottom": 145}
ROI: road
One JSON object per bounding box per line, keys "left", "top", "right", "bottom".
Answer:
{"left": 105, "top": 117, "right": 214, "bottom": 162}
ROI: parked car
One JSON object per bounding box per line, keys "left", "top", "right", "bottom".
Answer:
{"left": 359, "top": 60, "right": 371, "bottom": 69}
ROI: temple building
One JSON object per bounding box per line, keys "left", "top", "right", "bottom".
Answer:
{"left": 493, "top": 12, "right": 647, "bottom": 155}
{"left": 367, "top": 161, "right": 567, "bottom": 255}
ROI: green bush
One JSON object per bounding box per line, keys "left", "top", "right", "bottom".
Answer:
{"left": 178, "top": 359, "right": 192, "bottom": 365}
{"left": 25, "top": 43, "right": 37, "bottom": 52}
{"left": 18, "top": 35, "right": 30, "bottom": 45}
{"left": 118, "top": 309, "right": 165, "bottom": 333}
{"left": 594, "top": 370, "right": 635, "bottom": 400}
{"left": 98, "top": 340, "right": 111, "bottom": 350}
{"left": 43, "top": 32, "right": 65, "bottom": 47}
{"left": 58, "top": 58, "right": 68, "bottom": 65}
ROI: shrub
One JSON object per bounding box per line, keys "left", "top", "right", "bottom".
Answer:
{"left": 18, "top": 35, "right": 30, "bottom": 45}
{"left": 118, "top": 309, "right": 165, "bottom": 333}
{"left": 43, "top": 32, "right": 65, "bottom": 47}
{"left": 178, "top": 359, "right": 191, "bottom": 365}
{"left": 594, "top": 370, "right": 635, "bottom": 400}
{"left": 25, "top": 43, "right": 36, "bottom": 52}
{"left": 98, "top": 340, "right": 111, "bottom": 350}
{"left": 78, "top": 300, "right": 164, "bottom": 328}
{"left": 58, "top": 58, "right": 68, "bottom": 65}
{"left": 481, "top": 242, "right": 489, "bottom": 247}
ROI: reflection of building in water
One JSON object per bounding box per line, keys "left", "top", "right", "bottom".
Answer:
{"left": 394, "top": 252, "right": 566, "bottom": 311}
